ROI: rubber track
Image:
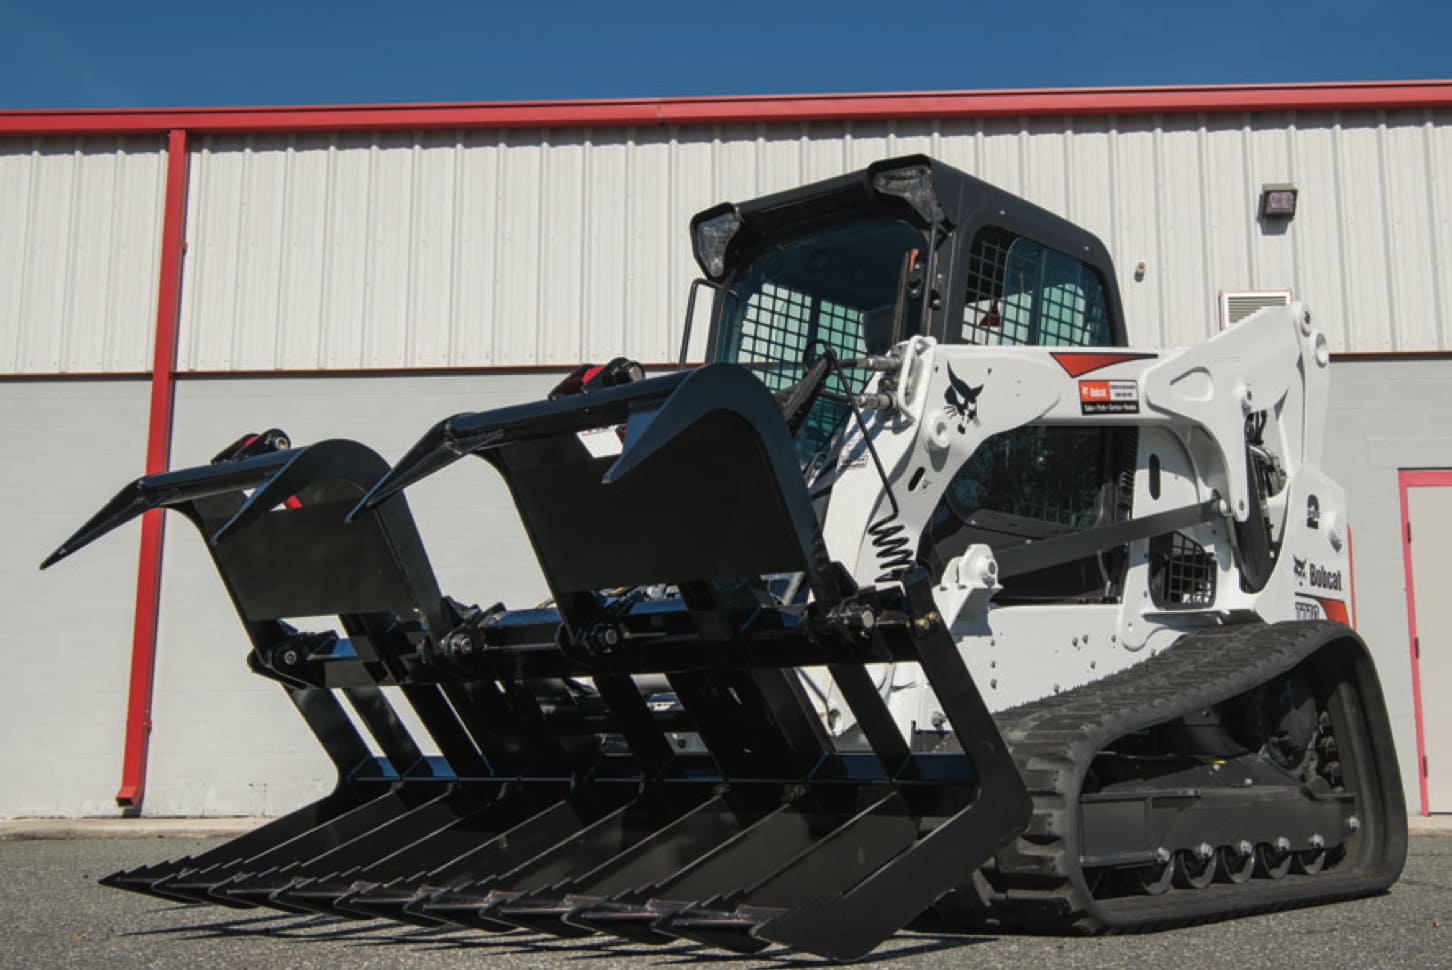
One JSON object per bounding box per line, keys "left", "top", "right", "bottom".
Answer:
{"left": 946, "top": 620, "right": 1406, "bottom": 933}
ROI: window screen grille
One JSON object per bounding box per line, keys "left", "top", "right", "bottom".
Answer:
{"left": 946, "top": 426, "right": 1106, "bottom": 530}
{"left": 962, "top": 227, "right": 1111, "bottom": 348}
{"left": 1149, "top": 531, "right": 1217, "bottom": 608}
{"left": 736, "top": 283, "right": 868, "bottom": 462}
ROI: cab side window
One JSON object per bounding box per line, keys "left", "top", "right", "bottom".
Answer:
{"left": 961, "top": 227, "right": 1112, "bottom": 348}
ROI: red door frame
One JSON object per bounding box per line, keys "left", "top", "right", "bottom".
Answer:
{"left": 1397, "top": 469, "right": 1452, "bottom": 816}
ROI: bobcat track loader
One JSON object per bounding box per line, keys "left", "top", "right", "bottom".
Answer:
{"left": 45, "top": 156, "right": 1405, "bottom": 959}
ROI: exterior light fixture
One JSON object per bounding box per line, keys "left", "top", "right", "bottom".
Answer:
{"left": 1259, "top": 183, "right": 1298, "bottom": 219}
{"left": 870, "top": 161, "right": 944, "bottom": 223}
{"left": 690, "top": 206, "right": 743, "bottom": 280}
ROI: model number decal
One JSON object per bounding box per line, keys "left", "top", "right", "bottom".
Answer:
{"left": 1079, "top": 379, "right": 1139, "bottom": 414}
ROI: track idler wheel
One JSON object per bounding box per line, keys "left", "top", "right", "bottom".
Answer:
{"left": 1255, "top": 839, "right": 1293, "bottom": 879}
{"left": 1135, "top": 851, "right": 1175, "bottom": 895}
{"left": 1171, "top": 845, "right": 1216, "bottom": 890}
{"left": 1292, "top": 835, "right": 1328, "bottom": 875}
{"left": 1216, "top": 842, "right": 1255, "bottom": 884}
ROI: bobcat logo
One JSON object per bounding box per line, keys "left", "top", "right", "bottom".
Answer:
{"left": 944, "top": 365, "right": 984, "bottom": 432}
{"left": 1292, "top": 556, "right": 1307, "bottom": 581}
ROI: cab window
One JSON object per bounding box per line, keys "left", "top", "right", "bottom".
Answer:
{"left": 961, "top": 227, "right": 1112, "bottom": 348}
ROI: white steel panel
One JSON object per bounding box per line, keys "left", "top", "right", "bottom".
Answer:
{"left": 1159, "top": 124, "right": 1213, "bottom": 343}
{"left": 1246, "top": 114, "right": 1298, "bottom": 292}
{"left": 1432, "top": 116, "right": 1452, "bottom": 349}
{"left": 0, "top": 137, "right": 164, "bottom": 374}
{"left": 1057, "top": 116, "right": 1115, "bottom": 264}
{"left": 1023, "top": 119, "right": 1070, "bottom": 221}
{"left": 582, "top": 137, "right": 629, "bottom": 363}
{"left": 1337, "top": 119, "right": 1396, "bottom": 351}
{"left": 0, "top": 379, "right": 150, "bottom": 816}
{"left": 538, "top": 135, "right": 587, "bottom": 365}
{"left": 1382, "top": 114, "right": 1441, "bottom": 350}
{"left": 1112, "top": 119, "right": 1165, "bottom": 345}
{"left": 1290, "top": 115, "right": 1352, "bottom": 349}
{"left": 174, "top": 109, "right": 1452, "bottom": 372}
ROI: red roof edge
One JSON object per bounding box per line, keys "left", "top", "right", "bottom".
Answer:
{"left": 3, "top": 80, "right": 1451, "bottom": 138}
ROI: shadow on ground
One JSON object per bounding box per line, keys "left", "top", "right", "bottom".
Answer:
{"left": 122, "top": 903, "right": 989, "bottom": 968}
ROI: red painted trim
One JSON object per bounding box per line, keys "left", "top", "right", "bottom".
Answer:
{"left": 1396, "top": 469, "right": 1452, "bottom": 816}
{"left": 1050, "top": 351, "right": 1158, "bottom": 378}
{"left": 1346, "top": 525, "right": 1358, "bottom": 630}
{"left": 116, "top": 129, "right": 190, "bottom": 811}
{"left": 2, "top": 81, "right": 1450, "bottom": 137}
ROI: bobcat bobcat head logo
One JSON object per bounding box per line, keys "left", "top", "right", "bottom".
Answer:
{"left": 1292, "top": 556, "right": 1307, "bottom": 581}
{"left": 944, "top": 365, "right": 984, "bottom": 432}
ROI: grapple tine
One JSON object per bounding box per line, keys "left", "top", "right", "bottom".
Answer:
{"left": 347, "top": 415, "right": 461, "bottom": 522}
{"left": 653, "top": 911, "right": 772, "bottom": 954}
{"left": 482, "top": 792, "right": 757, "bottom": 936}
{"left": 335, "top": 881, "right": 449, "bottom": 927}
{"left": 260, "top": 785, "right": 501, "bottom": 914}
{"left": 409, "top": 881, "right": 525, "bottom": 933}
{"left": 40, "top": 447, "right": 294, "bottom": 569}
{"left": 563, "top": 904, "right": 677, "bottom": 946}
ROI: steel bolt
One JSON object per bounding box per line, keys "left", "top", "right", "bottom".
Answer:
{"left": 1275, "top": 836, "right": 1292, "bottom": 853}
{"left": 913, "top": 611, "right": 941, "bottom": 634}
{"left": 1347, "top": 815, "right": 1362, "bottom": 832}
{"left": 1195, "top": 842, "right": 1214, "bottom": 860}
{"left": 1310, "top": 834, "right": 1326, "bottom": 849}
{"left": 281, "top": 649, "right": 298, "bottom": 666}
{"left": 1154, "top": 847, "right": 1171, "bottom": 864}
{"left": 1237, "top": 840, "right": 1254, "bottom": 857}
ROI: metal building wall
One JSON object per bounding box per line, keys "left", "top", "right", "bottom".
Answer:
{"left": 0, "top": 379, "right": 150, "bottom": 816}
{"left": 1322, "top": 356, "right": 1452, "bottom": 809}
{"left": 174, "top": 109, "right": 1452, "bottom": 372}
{"left": 0, "top": 136, "right": 167, "bottom": 374}
{"left": 4, "top": 96, "right": 1450, "bottom": 816}
{"left": 145, "top": 371, "right": 557, "bottom": 816}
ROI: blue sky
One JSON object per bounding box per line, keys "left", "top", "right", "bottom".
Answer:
{"left": 2, "top": 1, "right": 1446, "bottom": 109}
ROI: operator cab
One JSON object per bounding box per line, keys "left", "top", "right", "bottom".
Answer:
{"left": 690, "top": 156, "right": 1135, "bottom": 604}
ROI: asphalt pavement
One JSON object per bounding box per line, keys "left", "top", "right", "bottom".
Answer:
{"left": 2, "top": 834, "right": 1447, "bottom": 970}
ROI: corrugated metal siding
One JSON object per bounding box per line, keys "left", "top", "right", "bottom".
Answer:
{"left": 0, "top": 137, "right": 166, "bottom": 374}
{"left": 174, "top": 109, "right": 1452, "bottom": 370}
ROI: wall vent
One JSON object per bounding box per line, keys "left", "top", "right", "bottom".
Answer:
{"left": 1219, "top": 289, "right": 1293, "bottom": 329}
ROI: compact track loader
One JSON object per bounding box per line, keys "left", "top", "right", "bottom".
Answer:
{"left": 46, "top": 156, "right": 1406, "bottom": 959}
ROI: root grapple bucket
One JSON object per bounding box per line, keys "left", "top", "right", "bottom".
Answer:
{"left": 45, "top": 364, "right": 1030, "bottom": 960}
